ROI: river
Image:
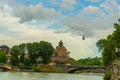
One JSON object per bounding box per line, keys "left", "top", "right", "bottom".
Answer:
{"left": 0, "top": 72, "right": 103, "bottom": 80}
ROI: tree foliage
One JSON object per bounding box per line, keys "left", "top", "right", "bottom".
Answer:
{"left": 0, "top": 51, "right": 7, "bottom": 63}
{"left": 77, "top": 57, "right": 102, "bottom": 66}
{"left": 39, "top": 41, "right": 54, "bottom": 64}
{"left": 67, "top": 57, "right": 77, "bottom": 65}
{"left": 10, "top": 41, "right": 54, "bottom": 66}
{"left": 26, "top": 42, "right": 39, "bottom": 65}
{"left": 96, "top": 19, "right": 120, "bottom": 66}
{"left": 19, "top": 43, "right": 26, "bottom": 65}
{"left": 10, "top": 45, "right": 20, "bottom": 66}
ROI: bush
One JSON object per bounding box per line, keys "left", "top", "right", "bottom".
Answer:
{"left": 103, "top": 73, "right": 111, "bottom": 80}
{"left": 19, "top": 65, "right": 32, "bottom": 70}
{"left": 33, "top": 67, "right": 41, "bottom": 72}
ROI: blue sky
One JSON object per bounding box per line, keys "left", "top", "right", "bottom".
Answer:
{"left": 0, "top": 0, "right": 120, "bottom": 59}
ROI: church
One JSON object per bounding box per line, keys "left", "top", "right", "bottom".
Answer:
{"left": 50, "top": 40, "right": 70, "bottom": 65}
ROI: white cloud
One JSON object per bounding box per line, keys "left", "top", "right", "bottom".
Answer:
{"left": 81, "top": 5, "right": 102, "bottom": 16}
{"left": 61, "top": 16, "right": 94, "bottom": 37}
{"left": 60, "top": 0, "right": 76, "bottom": 10}
{"left": 87, "top": 0, "right": 100, "bottom": 2}
{"left": 0, "top": 3, "right": 20, "bottom": 24}
{"left": 60, "top": 13, "right": 117, "bottom": 38}
{"left": 94, "top": 29, "right": 113, "bottom": 39}
{"left": 59, "top": 0, "right": 120, "bottom": 38}
{"left": 50, "top": 0, "right": 60, "bottom": 6}
{"left": 65, "top": 37, "right": 97, "bottom": 59}
{"left": 14, "top": 4, "right": 58, "bottom": 22}
{"left": 100, "top": 0, "right": 119, "bottom": 15}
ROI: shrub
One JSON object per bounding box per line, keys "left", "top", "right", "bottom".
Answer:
{"left": 103, "top": 73, "right": 111, "bottom": 80}
{"left": 19, "top": 65, "right": 32, "bottom": 70}
{"left": 33, "top": 67, "right": 41, "bottom": 72}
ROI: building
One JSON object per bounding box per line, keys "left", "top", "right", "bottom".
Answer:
{"left": 50, "top": 40, "right": 70, "bottom": 65}
{"left": 0, "top": 45, "right": 11, "bottom": 63}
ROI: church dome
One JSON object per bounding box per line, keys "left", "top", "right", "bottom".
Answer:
{"left": 59, "top": 40, "right": 63, "bottom": 46}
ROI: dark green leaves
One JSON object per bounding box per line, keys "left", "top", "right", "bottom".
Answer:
{"left": 10, "top": 41, "right": 54, "bottom": 66}
{"left": 96, "top": 19, "right": 120, "bottom": 66}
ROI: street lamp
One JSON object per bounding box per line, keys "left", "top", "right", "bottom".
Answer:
{"left": 115, "top": 47, "right": 120, "bottom": 75}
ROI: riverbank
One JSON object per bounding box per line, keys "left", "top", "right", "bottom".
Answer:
{"left": 1, "top": 65, "right": 106, "bottom": 75}
{"left": 7, "top": 65, "right": 63, "bottom": 73}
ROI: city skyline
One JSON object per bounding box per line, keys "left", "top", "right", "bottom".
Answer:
{"left": 0, "top": 0, "right": 120, "bottom": 59}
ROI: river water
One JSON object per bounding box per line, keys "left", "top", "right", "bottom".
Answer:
{"left": 0, "top": 72, "right": 103, "bottom": 80}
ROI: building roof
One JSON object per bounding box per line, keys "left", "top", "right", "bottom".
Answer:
{"left": 0, "top": 45, "right": 9, "bottom": 49}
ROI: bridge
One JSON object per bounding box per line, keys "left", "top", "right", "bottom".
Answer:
{"left": 64, "top": 65, "right": 106, "bottom": 73}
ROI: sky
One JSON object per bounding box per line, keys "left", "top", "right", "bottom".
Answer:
{"left": 0, "top": 0, "right": 120, "bottom": 60}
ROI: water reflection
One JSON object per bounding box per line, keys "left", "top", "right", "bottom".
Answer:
{"left": 0, "top": 72, "right": 103, "bottom": 80}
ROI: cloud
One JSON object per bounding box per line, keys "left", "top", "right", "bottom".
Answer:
{"left": 0, "top": 2, "right": 55, "bottom": 39}
{"left": 58, "top": 0, "right": 120, "bottom": 38}
{"left": 61, "top": 16, "right": 94, "bottom": 37}
{"left": 11, "top": 0, "right": 118, "bottom": 38}
{"left": 14, "top": 4, "right": 58, "bottom": 22}
{"left": 63, "top": 35, "right": 98, "bottom": 59}
{"left": 87, "top": 0, "right": 100, "bottom": 2}
{"left": 100, "top": 0, "right": 119, "bottom": 15}
{"left": 60, "top": 14, "right": 117, "bottom": 38}
{"left": 81, "top": 5, "right": 102, "bottom": 16}
{"left": 3, "top": 0, "right": 119, "bottom": 39}
{"left": 60, "top": 0, "right": 77, "bottom": 10}
{"left": 50, "top": 0, "right": 60, "bottom": 6}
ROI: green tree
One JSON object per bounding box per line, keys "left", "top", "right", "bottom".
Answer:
{"left": 10, "top": 45, "right": 20, "bottom": 66}
{"left": 26, "top": 42, "right": 40, "bottom": 65}
{"left": 0, "top": 51, "right": 7, "bottom": 63}
{"left": 26, "top": 43, "right": 35, "bottom": 65}
{"left": 87, "top": 57, "right": 102, "bottom": 66}
{"left": 10, "top": 41, "right": 54, "bottom": 66}
{"left": 77, "top": 58, "right": 88, "bottom": 66}
{"left": 39, "top": 41, "right": 54, "bottom": 64}
{"left": 19, "top": 43, "right": 26, "bottom": 65}
{"left": 77, "top": 57, "right": 102, "bottom": 66}
{"left": 67, "top": 57, "right": 77, "bottom": 65}
{"left": 96, "top": 39, "right": 107, "bottom": 52}
{"left": 24, "top": 58, "right": 30, "bottom": 66}
{"left": 96, "top": 19, "right": 120, "bottom": 66}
